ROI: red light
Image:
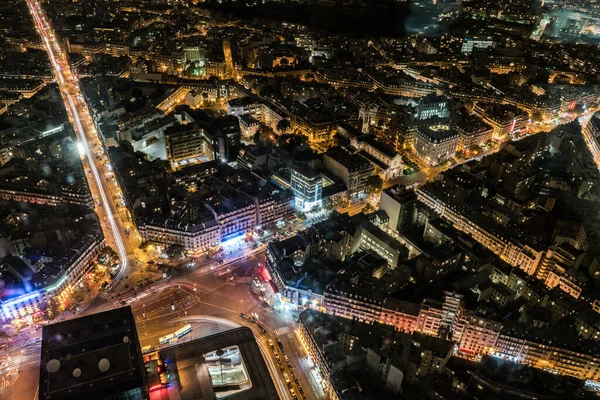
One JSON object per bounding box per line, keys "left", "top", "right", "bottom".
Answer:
{"left": 149, "top": 384, "right": 163, "bottom": 392}
{"left": 261, "top": 267, "right": 271, "bottom": 282}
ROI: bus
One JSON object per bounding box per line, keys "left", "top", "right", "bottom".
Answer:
{"left": 174, "top": 324, "right": 192, "bottom": 339}
{"left": 159, "top": 333, "right": 175, "bottom": 345}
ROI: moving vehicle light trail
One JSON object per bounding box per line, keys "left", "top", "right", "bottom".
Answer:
{"left": 28, "top": 0, "right": 129, "bottom": 282}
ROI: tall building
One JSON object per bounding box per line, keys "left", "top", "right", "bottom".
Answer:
{"left": 212, "top": 115, "right": 241, "bottom": 162}
{"left": 413, "top": 124, "right": 459, "bottom": 167}
{"left": 290, "top": 167, "right": 323, "bottom": 211}
{"left": 379, "top": 185, "right": 417, "bottom": 233}
{"left": 323, "top": 147, "right": 375, "bottom": 196}
{"left": 184, "top": 45, "right": 206, "bottom": 65}
{"left": 39, "top": 306, "right": 148, "bottom": 400}
{"left": 164, "top": 123, "right": 214, "bottom": 166}
{"left": 223, "top": 40, "right": 235, "bottom": 78}
{"left": 582, "top": 113, "right": 600, "bottom": 170}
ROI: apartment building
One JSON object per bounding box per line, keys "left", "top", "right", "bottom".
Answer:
{"left": 1, "top": 233, "right": 104, "bottom": 321}
{"left": 323, "top": 147, "right": 374, "bottom": 195}
{"left": 164, "top": 123, "right": 215, "bottom": 165}
{"left": 583, "top": 113, "right": 600, "bottom": 170}
{"left": 413, "top": 124, "right": 459, "bottom": 167}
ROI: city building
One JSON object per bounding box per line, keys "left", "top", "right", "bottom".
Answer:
{"left": 252, "top": 188, "right": 295, "bottom": 228}
{"left": 150, "top": 327, "right": 278, "bottom": 399}
{"left": 138, "top": 199, "right": 221, "bottom": 254}
{"left": 164, "top": 123, "right": 215, "bottom": 166}
{"left": 1, "top": 233, "right": 104, "bottom": 321}
{"left": 455, "top": 116, "right": 494, "bottom": 154}
{"left": 290, "top": 167, "right": 322, "bottom": 211}
{"left": 39, "top": 306, "right": 148, "bottom": 400}
{"left": 184, "top": 45, "right": 206, "bottom": 65}
{"left": 349, "top": 135, "right": 404, "bottom": 181}
{"left": 0, "top": 184, "right": 94, "bottom": 208}
{"left": 583, "top": 113, "right": 600, "bottom": 170}
{"left": 323, "top": 147, "right": 374, "bottom": 196}
{"left": 211, "top": 115, "right": 242, "bottom": 162}
{"left": 227, "top": 97, "right": 264, "bottom": 119}
{"left": 238, "top": 114, "right": 260, "bottom": 140}
{"left": 473, "top": 103, "right": 529, "bottom": 140}
{"left": 412, "top": 95, "right": 450, "bottom": 121}
{"left": 378, "top": 185, "right": 418, "bottom": 233}
{"left": 0, "top": 201, "right": 105, "bottom": 322}
{"left": 417, "top": 184, "right": 546, "bottom": 276}
{"left": 461, "top": 37, "right": 495, "bottom": 54}
{"left": 236, "top": 146, "right": 270, "bottom": 171}
{"left": 352, "top": 222, "right": 408, "bottom": 269}
{"left": 413, "top": 124, "right": 459, "bottom": 167}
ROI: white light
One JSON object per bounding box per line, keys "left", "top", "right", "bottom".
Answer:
{"left": 30, "top": 0, "right": 129, "bottom": 285}
{"left": 76, "top": 142, "right": 85, "bottom": 156}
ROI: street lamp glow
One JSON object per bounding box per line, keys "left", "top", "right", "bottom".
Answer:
{"left": 28, "top": 0, "right": 130, "bottom": 284}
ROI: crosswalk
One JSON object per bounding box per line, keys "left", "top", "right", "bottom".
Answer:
{"left": 236, "top": 277, "right": 254, "bottom": 284}
{"left": 273, "top": 324, "right": 295, "bottom": 337}
{"left": 98, "top": 290, "right": 111, "bottom": 299}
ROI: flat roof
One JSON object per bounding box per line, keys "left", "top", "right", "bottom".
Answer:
{"left": 152, "top": 327, "right": 278, "bottom": 400}
{"left": 39, "top": 306, "right": 147, "bottom": 400}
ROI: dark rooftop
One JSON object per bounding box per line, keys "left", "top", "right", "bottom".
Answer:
{"left": 39, "top": 306, "right": 147, "bottom": 400}
{"left": 154, "top": 327, "right": 278, "bottom": 400}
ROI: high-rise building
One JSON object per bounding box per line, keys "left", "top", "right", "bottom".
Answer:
{"left": 413, "top": 124, "right": 459, "bottom": 167}
{"left": 212, "top": 115, "right": 241, "bottom": 162}
{"left": 184, "top": 45, "right": 206, "bottom": 65}
{"left": 379, "top": 185, "right": 417, "bottom": 233}
{"left": 323, "top": 147, "right": 375, "bottom": 196}
{"left": 39, "top": 306, "right": 148, "bottom": 400}
{"left": 290, "top": 167, "right": 322, "bottom": 211}
{"left": 164, "top": 123, "right": 215, "bottom": 166}
{"left": 582, "top": 113, "right": 600, "bottom": 169}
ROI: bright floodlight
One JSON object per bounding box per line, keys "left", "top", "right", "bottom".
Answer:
{"left": 77, "top": 142, "right": 85, "bottom": 157}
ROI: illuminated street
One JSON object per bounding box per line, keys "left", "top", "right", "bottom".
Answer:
{"left": 3, "top": 0, "right": 600, "bottom": 399}
{"left": 25, "top": 0, "right": 134, "bottom": 289}
{"left": 0, "top": 2, "right": 325, "bottom": 400}
{"left": 0, "top": 243, "right": 326, "bottom": 400}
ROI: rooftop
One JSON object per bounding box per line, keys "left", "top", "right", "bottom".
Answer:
{"left": 39, "top": 306, "right": 146, "bottom": 400}
{"left": 325, "top": 146, "right": 373, "bottom": 173}
{"left": 154, "top": 327, "right": 278, "bottom": 400}
{"left": 416, "top": 124, "right": 459, "bottom": 143}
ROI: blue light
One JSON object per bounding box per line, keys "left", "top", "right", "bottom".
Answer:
{"left": 2, "top": 290, "right": 42, "bottom": 305}
{"left": 221, "top": 232, "right": 245, "bottom": 245}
